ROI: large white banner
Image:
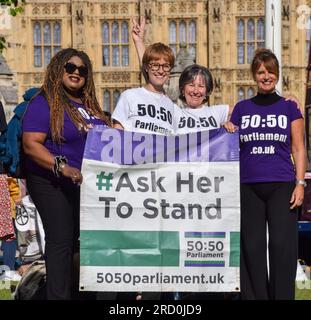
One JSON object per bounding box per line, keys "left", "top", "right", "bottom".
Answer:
{"left": 80, "top": 126, "right": 240, "bottom": 292}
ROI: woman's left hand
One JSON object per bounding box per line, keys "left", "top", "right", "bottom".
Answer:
{"left": 290, "top": 185, "right": 304, "bottom": 209}
{"left": 61, "top": 165, "right": 83, "bottom": 186}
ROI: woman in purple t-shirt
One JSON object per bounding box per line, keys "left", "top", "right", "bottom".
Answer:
{"left": 22, "top": 48, "right": 110, "bottom": 300}
{"left": 224, "top": 48, "right": 306, "bottom": 300}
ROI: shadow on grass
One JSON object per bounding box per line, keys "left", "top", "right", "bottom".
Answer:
{"left": 0, "top": 281, "right": 18, "bottom": 300}
{"left": 296, "top": 281, "right": 311, "bottom": 300}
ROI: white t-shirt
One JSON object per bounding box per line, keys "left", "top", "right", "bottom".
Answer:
{"left": 112, "top": 87, "right": 177, "bottom": 135}
{"left": 174, "top": 104, "right": 229, "bottom": 134}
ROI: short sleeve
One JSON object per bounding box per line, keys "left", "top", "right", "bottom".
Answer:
{"left": 22, "top": 95, "right": 50, "bottom": 133}
{"left": 219, "top": 104, "right": 229, "bottom": 123}
{"left": 111, "top": 91, "right": 130, "bottom": 128}
{"left": 230, "top": 102, "right": 241, "bottom": 126}
{"left": 0, "top": 101, "right": 7, "bottom": 132}
{"left": 288, "top": 100, "right": 303, "bottom": 122}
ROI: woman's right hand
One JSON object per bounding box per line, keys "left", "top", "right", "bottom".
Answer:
{"left": 60, "top": 164, "right": 83, "bottom": 185}
{"left": 222, "top": 121, "right": 238, "bottom": 133}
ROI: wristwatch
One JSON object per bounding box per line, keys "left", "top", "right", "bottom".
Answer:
{"left": 296, "top": 179, "right": 307, "bottom": 187}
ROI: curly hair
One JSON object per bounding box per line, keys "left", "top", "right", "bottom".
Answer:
{"left": 39, "top": 48, "right": 110, "bottom": 142}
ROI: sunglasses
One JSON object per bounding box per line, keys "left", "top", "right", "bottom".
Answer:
{"left": 64, "top": 62, "right": 88, "bottom": 78}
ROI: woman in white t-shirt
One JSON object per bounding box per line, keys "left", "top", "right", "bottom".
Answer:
{"left": 131, "top": 17, "right": 231, "bottom": 134}
{"left": 129, "top": 18, "right": 232, "bottom": 301}
{"left": 112, "top": 42, "right": 177, "bottom": 135}
{"left": 175, "top": 64, "right": 230, "bottom": 134}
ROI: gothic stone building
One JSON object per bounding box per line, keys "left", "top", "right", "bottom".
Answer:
{"left": 1, "top": 0, "right": 311, "bottom": 115}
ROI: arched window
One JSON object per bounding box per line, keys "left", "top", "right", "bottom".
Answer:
{"left": 43, "top": 23, "right": 51, "bottom": 45}
{"left": 169, "top": 21, "right": 177, "bottom": 56}
{"left": 102, "top": 22, "right": 109, "bottom": 44}
{"left": 169, "top": 21, "right": 177, "bottom": 43}
{"left": 54, "top": 23, "right": 61, "bottom": 44}
{"left": 33, "top": 23, "right": 42, "bottom": 67}
{"left": 257, "top": 18, "right": 265, "bottom": 49}
{"left": 113, "top": 90, "right": 121, "bottom": 108}
{"left": 33, "top": 21, "right": 61, "bottom": 67}
{"left": 33, "top": 23, "right": 41, "bottom": 45}
{"left": 189, "top": 46, "right": 196, "bottom": 60}
{"left": 43, "top": 23, "right": 51, "bottom": 66}
{"left": 102, "top": 21, "right": 129, "bottom": 67}
{"left": 237, "top": 19, "right": 244, "bottom": 42}
{"left": 188, "top": 20, "right": 196, "bottom": 43}
{"left": 237, "top": 19, "right": 245, "bottom": 64}
{"left": 247, "top": 19, "right": 255, "bottom": 41}
{"left": 44, "top": 47, "right": 51, "bottom": 67}
{"left": 121, "top": 22, "right": 129, "bottom": 66}
{"left": 237, "top": 17, "right": 264, "bottom": 64}
{"left": 247, "top": 19, "right": 255, "bottom": 63}
{"left": 53, "top": 23, "right": 61, "bottom": 55}
{"left": 247, "top": 87, "right": 255, "bottom": 99}
{"left": 179, "top": 21, "right": 186, "bottom": 44}
{"left": 188, "top": 20, "right": 196, "bottom": 59}
{"left": 103, "top": 90, "right": 111, "bottom": 113}
{"left": 112, "top": 22, "right": 120, "bottom": 66}
{"left": 102, "top": 23, "right": 110, "bottom": 66}
{"left": 103, "top": 47, "right": 109, "bottom": 66}
{"left": 112, "top": 22, "right": 119, "bottom": 43}
{"left": 122, "top": 46, "right": 129, "bottom": 66}
{"left": 121, "top": 21, "right": 128, "bottom": 43}
{"left": 168, "top": 19, "right": 197, "bottom": 59}
{"left": 112, "top": 46, "right": 119, "bottom": 66}
{"left": 238, "top": 88, "right": 245, "bottom": 101}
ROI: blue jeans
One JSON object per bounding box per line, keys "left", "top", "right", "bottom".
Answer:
{"left": 1, "top": 239, "right": 17, "bottom": 270}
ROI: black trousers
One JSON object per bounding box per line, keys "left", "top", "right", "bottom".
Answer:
{"left": 240, "top": 182, "right": 298, "bottom": 300}
{"left": 26, "top": 173, "right": 80, "bottom": 300}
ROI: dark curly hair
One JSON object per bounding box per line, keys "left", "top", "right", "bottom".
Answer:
{"left": 38, "top": 48, "right": 110, "bottom": 142}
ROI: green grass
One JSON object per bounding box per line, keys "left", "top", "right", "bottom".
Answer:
{"left": 295, "top": 281, "right": 311, "bottom": 300}
{"left": 0, "top": 281, "right": 18, "bottom": 300}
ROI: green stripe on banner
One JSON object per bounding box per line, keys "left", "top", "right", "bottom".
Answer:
{"left": 80, "top": 230, "right": 180, "bottom": 267}
{"left": 229, "top": 232, "right": 240, "bottom": 267}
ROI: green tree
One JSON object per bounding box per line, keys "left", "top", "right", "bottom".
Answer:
{"left": 0, "top": 0, "right": 25, "bottom": 52}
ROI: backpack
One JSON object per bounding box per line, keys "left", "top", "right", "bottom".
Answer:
{"left": 0, "top": 88, "right": 40, "bottom": 178}
{"left": 13, "top": 260, "right": 46, "bottom": 300}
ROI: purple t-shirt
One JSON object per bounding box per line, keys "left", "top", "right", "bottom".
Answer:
{"left": 230, "top": 98, "right": 303, "bottom": 183}
{"left": 22, "top": 95, "right": 107, "bottom": 178}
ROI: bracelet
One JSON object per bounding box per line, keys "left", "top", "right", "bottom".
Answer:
{"left": 59, "top": 162, "right": 67, "bottom": 173}
{"left": 296, "top": 179, "right": 307, "bottom": 187}
{"left": 53, "top": 155, "right": 68, "bottom": 178}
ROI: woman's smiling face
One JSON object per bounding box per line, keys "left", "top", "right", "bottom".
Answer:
{"left": 62, "top": 56, "right": 86, "bottom": 92}
{"left": 255, "top": 63, "right": 278, "bottom": 94}
{"left": 183, "top": 74, "right": 207, "bottom": 108}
